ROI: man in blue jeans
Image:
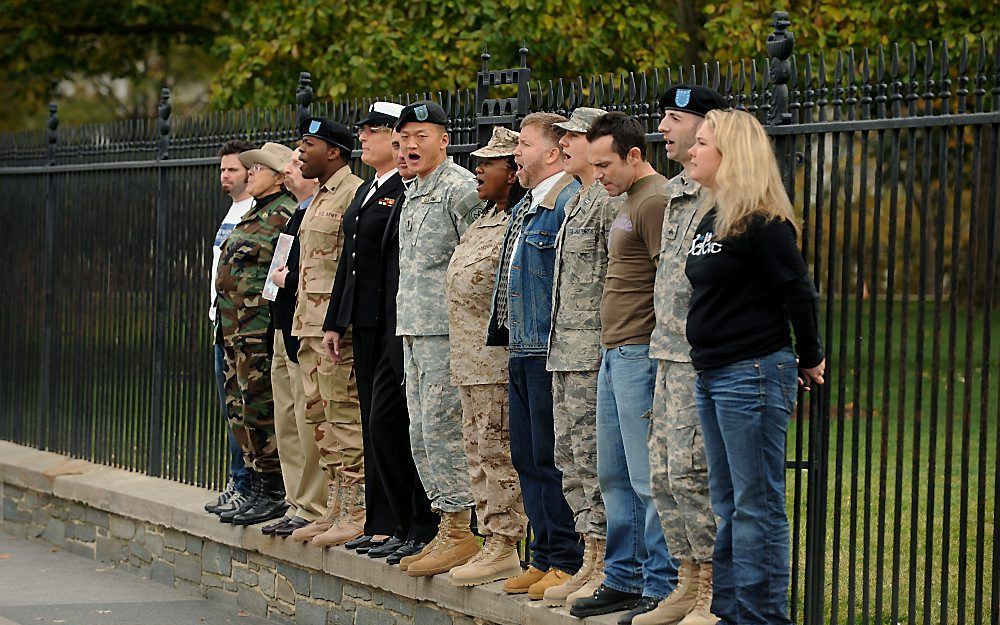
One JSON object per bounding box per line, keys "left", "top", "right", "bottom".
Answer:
{"left": 570, "top": 113, "right": 678, "bottom": 624}
{"left": 487, "top": 112, "right": 582, "bottom": 599}
{"left": 204, "top": 140, "right": 255, "bottom": 514}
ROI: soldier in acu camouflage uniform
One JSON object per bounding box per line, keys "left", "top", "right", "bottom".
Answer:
{"left": 543, "top": 107, "right": 620, "bottom": 607}
{"left": 635, "top": 85, "right": 728, "bottom": 625}
{"left": 445, "top": 127, "right": 528, "bottom": 587}
{"left": 287, "top": 118, "right": 366, "bottom": 547}
{"left": 216, "top": 142, "right": 296, "bottom": 526}
{"left": 391, "top": 101, "right": 484, "bottom": 578}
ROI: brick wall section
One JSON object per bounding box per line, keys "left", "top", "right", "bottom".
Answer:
{"left": 0, "top": 441, "right": 602, "bottom": 625}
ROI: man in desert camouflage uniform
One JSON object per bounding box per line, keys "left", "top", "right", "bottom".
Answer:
{"left": 216, "top": 142, "right": 296, "bottom": 526}
{"left": 634, "top": 85, "right": 728, "bottom": 625}
{"left": 288, "top": 117, "right": 366, "bottom": 547}
{"left": 543, "top": 107, "right": 620, "bottom": 607}
{"left": 392, "top": 101, "right": 484, "bottom": 578}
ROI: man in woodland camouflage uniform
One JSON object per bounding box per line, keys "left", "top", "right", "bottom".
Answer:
{"left": 635, "top": 84, "right": 728, "bottom": 625}
{"left": 288, "top": 118, "right": 366, "bottom": 547}
{"left": 392, "top": 101, "right": 485, "bottom": 578}
{"left": 216, "top": 142, "right": 296, "bottom": 526}
{"left": 543, "top": 107, "right": 620, "bottom": 607}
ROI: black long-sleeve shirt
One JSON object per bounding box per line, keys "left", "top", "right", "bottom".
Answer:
{"left": 685, "top": 209, "right": 824, "bottom": 371}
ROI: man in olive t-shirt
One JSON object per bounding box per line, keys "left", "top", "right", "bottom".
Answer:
{"left": 569, "top": 112, "right": 678, "bottom": 621}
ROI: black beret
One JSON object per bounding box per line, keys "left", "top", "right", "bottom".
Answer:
{"left": 394, "top": 100, "right": 449, "bottom": 131}
{"left": 299, "top": 117, "right": 355, "bottom": 158}
{"left": 658, "top": 85, "right": 729, "bottom": 117}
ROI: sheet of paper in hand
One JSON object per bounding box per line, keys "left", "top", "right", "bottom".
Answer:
{"left": 262, "top": 233, "right": 294, "bottom": 301}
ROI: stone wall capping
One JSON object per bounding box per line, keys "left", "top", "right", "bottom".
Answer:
{"left": 1, "top": 441, "right": 616, "bottom": 625}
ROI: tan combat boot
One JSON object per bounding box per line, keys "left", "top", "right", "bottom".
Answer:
{"left": 313, "top": 483, "right": 366, "bottom": 548}
{"left": 676, "top": 563, "right": 720, "bottom": 625}
{"left": 407, "top": 508, "right": 480, "bottom": 577}
{"left": 633, "top": 560, "right": 699, "bottom": 625}
{"left": 290, "top": 477, "right": 339, "bottom": 542}
{"left": 398, "top": 514, "right": 449, "bottom": 572}
{"left": 565, "top": 541, "right": 606, "bottom": 608}
{"left": 449, "top": 537, "right": 522, "bottom": 587}
{"left": 543, "top": 534, "right": 599, "bottom": 606}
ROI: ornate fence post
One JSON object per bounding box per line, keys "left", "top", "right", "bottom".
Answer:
{"left": 40, "top": 102, "right": 58, "bottom": 450}
{"left": 296, "top": 72, "right": 314, "bottom": 130}
{"left": 765, "top": 12, "right": 829, "bottom": 625}
{"left": 766, "top": 11, "right": 794, "bottom": 126}
{"left": 474, "top": 45, "right": 532, "bottom": 147}
{"left": 148, "top": 87, "right": 171, "bottom": 477}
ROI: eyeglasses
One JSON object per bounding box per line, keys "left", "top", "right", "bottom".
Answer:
{"left": 359, "top": 125, "right": 391, "bottom": 136}
{"left": 249, "top": 164, "right": 277, "bottom": 174}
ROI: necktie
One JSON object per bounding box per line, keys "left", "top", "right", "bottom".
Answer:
{"left": 364, "top": 179, "right": 379, "bottom": 204}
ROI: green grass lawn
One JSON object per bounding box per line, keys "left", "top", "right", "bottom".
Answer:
{"left": 787, "top": 299, "right": 998, "bottom": 624}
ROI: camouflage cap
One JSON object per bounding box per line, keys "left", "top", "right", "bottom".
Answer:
{"left": 471, "top": 126, "right": 520, "bottom": 158}
{"left": 553, "top": 107, "right": 607, "bottom": 133}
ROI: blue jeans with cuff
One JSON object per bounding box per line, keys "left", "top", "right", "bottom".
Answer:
{"left": 696, "top": 346, "right": 798, "bottom": 625}
{"left": 597, "top": 344, "right": 678, "bottom": 599}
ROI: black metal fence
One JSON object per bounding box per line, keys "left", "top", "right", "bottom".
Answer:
{"left": 0, "top": 12, "right": 997, "bottom": 625}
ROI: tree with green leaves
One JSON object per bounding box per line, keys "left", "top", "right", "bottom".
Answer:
{"left": 0, "top": 0, "right": 228, "bottom": 129}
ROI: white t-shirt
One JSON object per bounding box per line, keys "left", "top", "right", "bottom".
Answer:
{"left": 209, "top": 196, "right": 254, "bottom": 321}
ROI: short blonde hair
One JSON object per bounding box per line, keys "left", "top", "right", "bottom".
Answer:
{"left": 704, "top": 109, "right": 797, "bottom": 239}
{"left": 520, "top": 112, "right": 568, "bottom": 148}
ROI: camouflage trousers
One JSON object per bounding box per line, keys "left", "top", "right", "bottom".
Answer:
{"left": 272, "top": 331, "right": 325, "bottom": 521}
{"left": 552, "top": 370, "right": 607, "bottom": 538}
{"left": 459, "top": 383, "right": 527, "bottom": 541}
{"left": 222, "top": 336, "right": 279, "bottom": 473}
{"left": 403, "top": 335, "right": 474, "bottom": 513}
{"left": 648, "top": 359, "right": 716, "bottom": 562}
{"left": 297, "top": 334, "right": 364, "bottom": 487}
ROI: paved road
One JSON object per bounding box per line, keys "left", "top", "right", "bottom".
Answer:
{"left": 0, "top": 534, "right": 270, "bottom": 625}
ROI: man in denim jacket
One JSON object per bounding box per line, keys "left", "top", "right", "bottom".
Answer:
{"left": 487, "top": 112, "right": 582, "bottom": 599}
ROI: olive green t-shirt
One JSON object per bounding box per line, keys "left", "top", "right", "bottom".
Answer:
{"left": 600, "top": 173, "right": 669, "bottom": 348}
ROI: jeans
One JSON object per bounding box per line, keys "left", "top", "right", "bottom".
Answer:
{"left": 597, "top": 344, "right": 678, "bottom": 599}
{"left": 696, "top": 347, "right": 798, "bottom": 625}
{"left": 509, "top": 355, "right": 583, "bottom": 573}
{"left": 215, "top": 343, "right": 251, "bottom": 495}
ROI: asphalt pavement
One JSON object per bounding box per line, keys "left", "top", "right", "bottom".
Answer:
{"left": 0, "top": 534, "right": 270, "bottom": 625}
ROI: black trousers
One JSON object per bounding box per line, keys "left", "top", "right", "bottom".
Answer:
{"left": 354, "top": 326, "right": 397, "bottom": 536}
{"left": 369, "top": 325, "right": 439, "bottom": 542}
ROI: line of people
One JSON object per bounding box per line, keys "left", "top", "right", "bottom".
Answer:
{"left": 205, "top": 86, "right": 826, "bottom": 625}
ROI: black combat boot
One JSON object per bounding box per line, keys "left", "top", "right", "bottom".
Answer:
{"left": 220, "top": 472, "right": 261, "bottom": 523}
{"left": 233, "top": 472, "right": 288, "bottom": 526}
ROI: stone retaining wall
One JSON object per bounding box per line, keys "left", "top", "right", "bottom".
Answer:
{"left": 0, "top": 441, "right": 606, "bottom": 625}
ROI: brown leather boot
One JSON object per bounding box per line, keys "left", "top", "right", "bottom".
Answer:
{"left": 503, "top": 565, "right": 547, "bottom": 595}
{"left": 528, "top": 568, "right": 573, "bottom": 600}
{"left": 313, "top": 483, "right": 366, "bottom": 548}
{"left": 290, "top": 477, "right": 339, "bottom": 542}
{"left": 543, "top": 534, "right": 599, "bottom": 606}
{"left": 633, "top": 560, "right": 699, "bottom": 625}
{"left": 406, "top": 508, "right": 480, "bottom": 577}
{"left": 676, "top": 563, "right": 720, "bottom": 625}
